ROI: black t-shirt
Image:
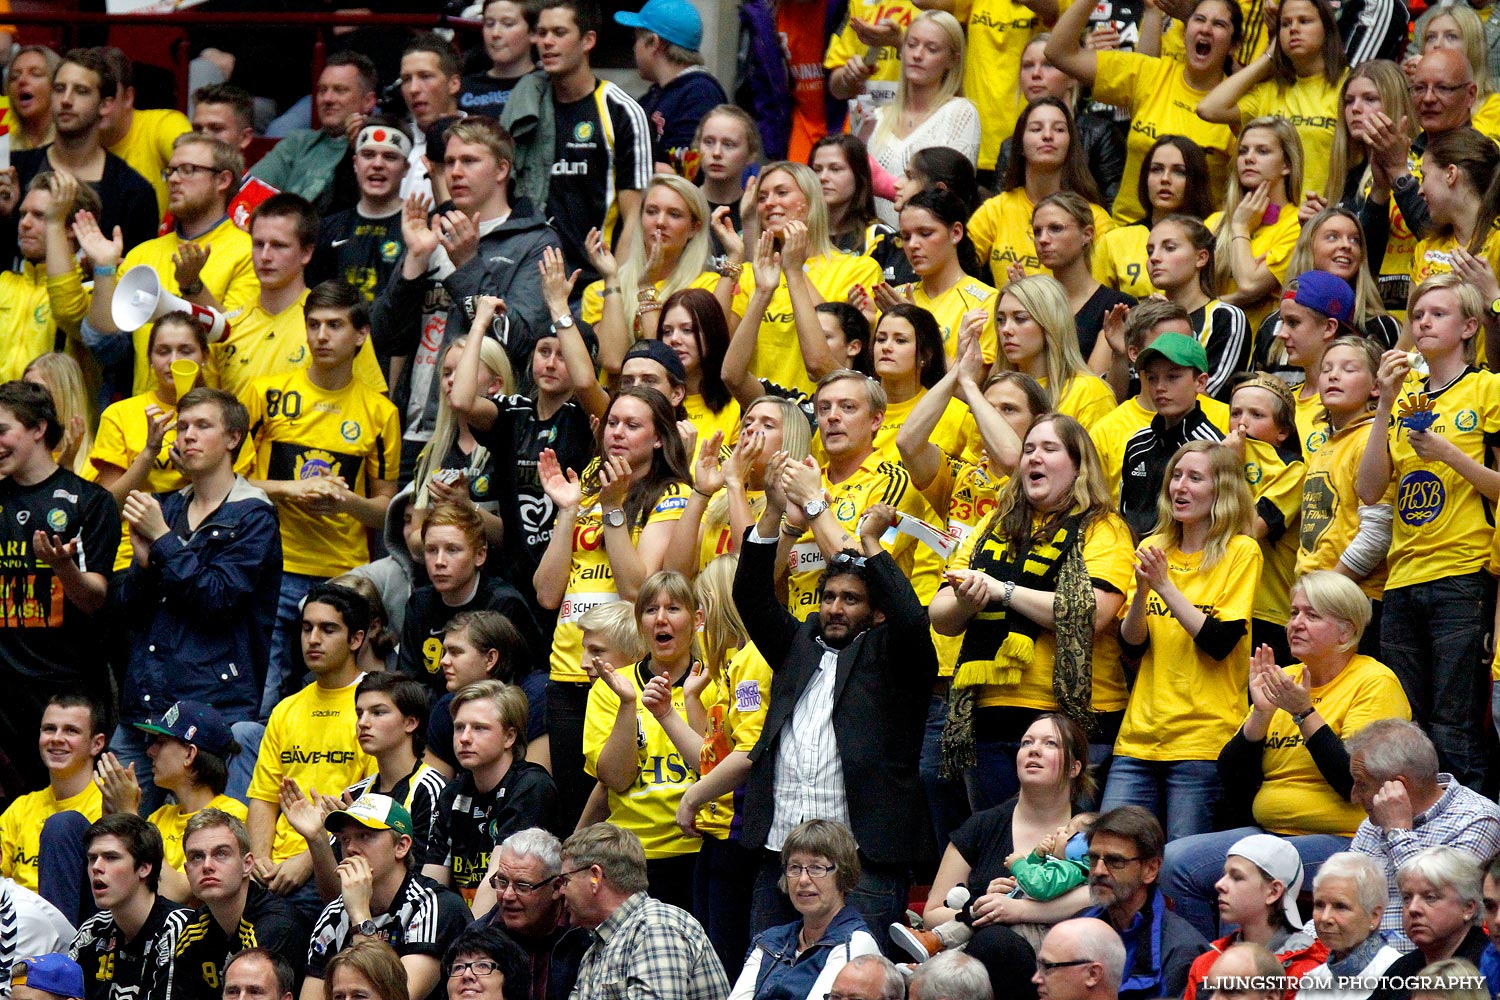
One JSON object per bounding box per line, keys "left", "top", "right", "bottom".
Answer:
{"left": 174, "top": 883, "right": 310, "bottom": 1000}
{"left": 424, "top": 762, "right": 559, "bottom": 902}
{"left": 396, "top": 577, "right": 546, "bottom": 689}
{"left": 1075, "top": 285, "right": 1136, "bottom": 361}
{"left": 436, "top": 439, "right": 501, "bottom": 517}
{"left": 310, "top": 207, "right": 405, "bottom": 305}
{"left": 71, "top": 896, "right": 192, "bottom": 1000}
{"left": 640, "top": 69, "right": 728, "bottom": 172}
{"left": 14, "top": 147, "right": 160, "bottom": 253}
{"left": 307, "top": 873, "right": 470, "bottom": 1000}
{"left": 459, "top": 73, "right": 526, "bottom": 117}
{"left": 950, "top": 799, "right": 1022, "bottom": 899}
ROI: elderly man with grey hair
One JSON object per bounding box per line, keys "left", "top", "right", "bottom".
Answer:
{"left": 1375, "top": 848, "right": 1491, "bottom": 994}
{"left": 1030, "top": 918, "right": 1126, "bottom": 1000}
{"left": 910, "top": 952, "right": 994, "bottom": 1000}
{"left": 473, "top": 828, "right": 589, "bottom": 1000}
{"left": 825, "top": 955, "right": 905, "bottom": 1000}
{"left": 561, "top": 824, "right": 728, "bottom": 1000}
{"left": 1346, "top": 719, "right": 1500, "bottom": 950}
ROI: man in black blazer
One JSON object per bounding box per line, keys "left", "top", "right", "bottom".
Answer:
{"left": 733, "top": 464, "right": 939, "bottom": 946}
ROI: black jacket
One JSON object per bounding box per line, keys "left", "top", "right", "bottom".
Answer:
{"left": 733, "top": 533, "right": 937, "bottom": 866}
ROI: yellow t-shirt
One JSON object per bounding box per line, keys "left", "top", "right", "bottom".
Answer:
{"left": 1252, "top": 657, "right": 1411, "bottom": 836}
{"left": 1294, "top": 389, "right": 1326, "bottom": 460}
{"left": 1204, "top": 207, "right": 1301, "bottom": 330}
{"left": 823, "top": 0, "right": 919, "bottom": 109}
{"left": 579, "top": 271, "right": 724, "bottom": 327}
{"left": 1298, "top": 412, "right": 1392, "bottom": 601}
{"left": 924, "top": 457, "right": 1006, "bottom": 677}
{"left": 1384, "top": 368, "right": 1500, "bottom": 589}
{"left": 89, "top": 390, "right": 190, "bottom": 571}
{"left": 684, "top": 393, "right": 741, "bottom": 454}
{"left": 0, "top": 782, "right": 103, "bottom": 891}
{"left": 0, "top": 263, "right": 79, "bottom": 383}
{"left": 1092, "top": 51, "right": 1237, "bottom": 224}
{"left": 871, "top": 391, "right": 970, "bottom": 465}
{"left": 548, "top": 485, "right": 690, "bottom": 683}
{"left": 1471, "top": 92, "right": 1500, "bottom": 144}
{"left": 241, "top": 366, "right": 402, "bottom": 577}
{"left": 698, "top": 490, "right": 766, "bottom": 570}
{"left": 1242, "top": 436, "right": 1304, "bottom": 626}
{"left": 246, "top": 678, "right": 376, "bottom": 863}
{"left": 694, "top": 643, "right": 773, "bottom": 839}
{"left": 1115, "top": 533, "right": 1263, "bottom": 761}
{"left": 583, "top": 661, "right": 704, "bottom": 860}
{"left": 969, "top": 188, "right": 1115, "bottom": 286}
{"left": 212, "top": 288, "right": 387, "bottom": 399}
{"left": 1091, "top": 394, "right": 1231, "bottom": 497}
{"left": 149, "top": 794, "right": 249, "bottom": 873}
{"left": 906, "top": 276, "right": 1000, "bottom": 364}
{"left": 733, "top": 252, "right": 885, "bottom": 396}
{"left": 1093, "top": 223, "right": 1156, "bottom": 300}
{"left": 110, "top": 107, "right": 194, "bottom": 219}
{"left": 785, "top": 453, "right": 928, "bottom": 619}
{"left": 1412, "top": 228, "right": 1500, "bottom": 366}
{"left": 1236, "top": 72, "right": 1345, "bottom": 203}
{"left": 955, "top": 0, "right": 1044, "bottom": 171}
{"left": 1049, "top": 372, "right": 1117, "bottom": 430}
{"left": 949, "top": 510, "right": 1135, "bottom": 712}
{"left": 120, "top": 218, "right": 258, "bottom": 396}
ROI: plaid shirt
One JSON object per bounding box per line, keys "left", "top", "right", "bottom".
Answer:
{"left": 569, "top": 892, "right": 728, "bottom": 1000}
{"left": 1349, "top": 773, "right": 1500, "bottom": 951}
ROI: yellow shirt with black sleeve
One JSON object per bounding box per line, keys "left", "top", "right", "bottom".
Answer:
{"left": 548, "top": 485, "right": 690, "bottom": 683}
{"left": 694, "top": 643, "right": 774, "bottom": 840}
{"left": 953, "top": 0, "right": 1044, "bottom": 173}
{"left": 785, "top": 453, "right": 927, "bottom": 619}
{"left": 246, "top": 677, "right": 376, "bottom": 864}
{"left": 0, "top": 263, "right": 74, "bottom": 383}
{"left": 1091, "top": 394, "right": 1231, "bottom": 498}
{"left": 969, "top": 189, "right": 1115, "bottom": 286}
{"left": 906, "top": 276, "right": 1001, "bottom": 365}
{"left": 1412, "top": 228, "right": 1500, "bottom": 366}
{"left": 1093, "top": 223, "right": 1157, "bottom": 300}
{"left": 1384, "top": 368, "right": 1500, "bottom": 589}
{"left": 1114, "top": 533, "right": 1263, "bottom": 761}
{"left": 1299, "top": 412, "right": 1393, "bottom": 601}
{"left": 1048, "top": 373, "right": 1117, "bottom": 430}
{"left": 1091, "top": 51, "right": 1237, "bottom": 224}
{"left": 732, "top": 251, "right": 885, "bottom": 397}
{"left": 1235, "top": 73, "right": 1345, "bottom": 204}
{"left": 1204, "top": 207, "right": 1301, "bottom": 330}
{"left": 0, "top": 781, "right": 103, "bottom": 891}
{"left": 925, "top": 457, "right": 1006, "bottom": 677}
{"left": 1251, "top": 657, "right": 1411, "bottom": 837}
{"left": 120, "top": 218, "right": 258, "bottom": 395}
{"left": 580, "top": 271, "right": 724, "bottom": 327}
{"left": 823, "top": 0, "right": 919, "bottom": 110}
{"left": 148, "top": 794, "right": 248, "bottom": 874}
{"left": 584, "top": 660, "right": 704, "bottom": 860}
{"left": 109, "top": 107, "right": 194, "bottom": 219}
{"left": 241, "top": 366, "right": 401, "bottom": 577}
{"left": 948, "top": 509, "right": 1135, "bottom": 713}
{"left": 212, "top": 288, "right": 387, "bottom": 399}
{"left": 1243, "top": 436, "right": 1304, "bottom": 627}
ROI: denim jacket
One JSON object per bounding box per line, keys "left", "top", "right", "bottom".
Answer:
{"left": 747, "top": 905, "right": 870, "bottom": 1000}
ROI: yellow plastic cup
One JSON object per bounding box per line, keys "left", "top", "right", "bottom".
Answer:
{"left": 170, "top": 359, "right": 200, "bottom": 401}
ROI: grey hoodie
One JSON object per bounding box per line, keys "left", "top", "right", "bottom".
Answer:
{"left": 346, "top": 483, "right": 420, "bottom": 638}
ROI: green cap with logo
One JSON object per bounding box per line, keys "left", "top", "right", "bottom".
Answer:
{"left": 324, "top": 793, "right": 413, "bottom": 838}
{"left": 1136, "top": 332, "right": 1209, "bottom": 374}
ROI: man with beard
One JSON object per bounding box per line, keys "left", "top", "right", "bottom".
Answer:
{"left": 311, "top": 119, "right": 410, "bottom": 307}
{"left": 1076, "top": 807, "right": 1206, "bottom": 1000}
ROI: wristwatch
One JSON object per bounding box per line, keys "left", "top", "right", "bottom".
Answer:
{"left": 803, "top": 498, "right": 829, "bottom": 519}
{"left": 550, "top": 314, "right": 576, "bottom": 336}
{"left": 603, "top": 508, "right": 626, "bottom": 528}
{"left": 1488, "top": 297, "right": 1500, "bottom": 318}
{"left": 1391, "top": 173, "right": 1419, "bottom": 196}
{"left": 354, "top": 919, "right": 379, "bottom": 938}
{"left": 1291, "top": 708, "right": 1314, "bottom": 726}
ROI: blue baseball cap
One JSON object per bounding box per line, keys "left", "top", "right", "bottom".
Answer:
{"left": 133, "top": 701, "right": 235, "bottom": 757}
{"left": 615, "top": 0, "right": 704, "bottom": 51}
{"left": 1284, "top": 270, "right": 1356, "bottom": 328}
{"left": 12, "top": 954, "right": 85, "bottom": 999}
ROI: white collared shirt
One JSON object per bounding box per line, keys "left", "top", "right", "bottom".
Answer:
{"left": 767, "top": 638, "right": 849, "bottom": 849}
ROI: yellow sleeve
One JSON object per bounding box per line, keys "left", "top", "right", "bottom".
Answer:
{"left": 919, "top": 454, "right": 959, "bottom": 514}
{"left": 366, "top": 400, "right": 402, "bottom": 485}
{"left": 1248, "top": 444, "right": 1304, "bottom": 526}
{"left": 1090, "top": 205, "right": 1115, "bottom": 241}
{"left": 1083, "top": 514, "right": 1136, "bottom": 594}
{"left": 1335, "top": 663, "right": 1413, "bottom": 735}
{"left": 353, "top": 338, "right": 388, "bottom": 394}
{"left": 646, "top": 483, "right": 691, "bottom": 526}
{"left": 1218, "top": 536, "right": 1264, "bottom": 622}
{"left": 725, "top": 644, "right": 774, "bottom": 750}
{"left": 1262, "top": 220, "right": 1300, "bottom": 284}
{"left": 825, "top": 17, "right": 860, "bottom": 70}
{"left": 1237, "top": 82, "right": 1271, "bottom": 126}
{"left": 1091, "top": 51, "right": 1150, "bottom": 111}
{"left": 46, "top": 271, "right": 89, "bottom": 330}
{"left": 582, "top": 678, "right": 621, "bottom": 776}
{"left": 968, "top": 197, "right": 1001, "bottom": 265}
{"left": 221, "top": 257, "right": 260, "bottom": 313}
{"left": 89, "top": 402, "right": 135, "bottom": 475}
{"left": 154, "top": 110, "right": 193, "bottom": 161}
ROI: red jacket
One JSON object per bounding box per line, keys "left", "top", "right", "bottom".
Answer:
{"left": 1183, "top": 929, "right": 1329, "bottom": 1000}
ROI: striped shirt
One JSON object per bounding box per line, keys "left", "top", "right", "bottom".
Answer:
{"left": 1188, "top": 299, "right": 1251, "bottom": 403}
{"left": 345, "top": 763, "right": 450, "bottom": 861}
{"left": 767, "top": 641, "right": 849, "bottom": 851}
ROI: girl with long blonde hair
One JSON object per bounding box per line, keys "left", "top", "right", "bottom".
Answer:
{"left": 993, "top": 274, "right": 1116, "bottom": 428}
{"left": 24, "top": 352, "right": 92, "bottom": 475}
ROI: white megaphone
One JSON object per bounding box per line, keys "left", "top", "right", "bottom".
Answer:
{"left": 112, "top": 266, "right": 230, "bottom": 343}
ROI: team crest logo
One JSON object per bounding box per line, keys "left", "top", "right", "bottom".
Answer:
{"left": 1456, "top": 409, "right": 1479, "bottom": 432}
{"left": 472, "top": 475, "right": 490, "bottom": 496}
{"left": 288, "top": 345, "right": 307, "bottom": 364}
{"left": 340, "top": 420, "right": 361, "bottom": 442}
{"left": 574, "top": 122, "right": 594, "bottom": 142}
{"left": 46, "top": 509, "right": 67, "bottom": 531}
{"left": 32, "top": 303, "right": 48, "bottom": 325}
{"left": 1397, "top": 469, "right": 1445, "bottom": 526}
{"left": 381, "top": 240, "right": 400, "bottom": 262}
{"left": 15, "top": 510, "right": 28, "bottom": 526}
{"left": 836, "top": 498, "right": 857, "bottom": 522}
{"left": 296, "top": 449, "right": 340, "bottom": 479}
{"left": 1244, "top": 463, "right": 1262, "bottom": 486}
{"left": 1306, "top": 428, "right": 1328, "bottom": 453}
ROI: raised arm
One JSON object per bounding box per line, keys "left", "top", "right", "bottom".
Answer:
{"left": 780, "top": 223, "right": 840, "bottom": 381}
{"left": 541, "top": 248, "right": 609, "bottom": 418}
{"left": 1044, "top": 0, "right": 1101, "bottom": 86}
{"left": 1356, "top": 351, "right": 1402, "bottom": 504}
{"left": 532, "top": 448, "right": 583, "bottom": 609}
{"left": 722, "top": 232, "right": 779, "bottom": 408}
{"left": 897, "top": 336, "right": 969, "bottom": 490}
{"left": 449, "top": 296, "right": 504, "bottom": 433}
{"left": 1195, "top": 50, "right": 1274, "bottom": 127}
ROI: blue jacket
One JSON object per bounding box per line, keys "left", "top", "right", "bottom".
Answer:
{"left": 746, "top": 905, "right": 869, "bottom": 1000}
{"left": 114, "top": 476, "right": 282, "bottom": 725}
{"left": 1080, "top": 888, "right": 1208, "bottom": 1000}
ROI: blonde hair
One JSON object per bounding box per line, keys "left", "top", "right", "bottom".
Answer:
{"left": 451, "top": 678, "right": 530, "bottom": 760}
{"left": 873, "top": 11, "right": 966, "bottom": 148}
{"left": 413, "top": 336, "right": 515, "bottom": 509}
{"left": 1150, "top": 441, "right": 1253, "bottom": 572}
{"left": 1409, "top": 272, "right": 1485, "bottom": 364}
{"left": 702, "top": 397, "right": 811, "bottom": 545}
{"left": 1286, "top": 208, "right": 1388, "bottom": 332}
{"left": 1291, "top": 570, "right": 1372, "bottom": 652}
{"left": 694, "top": 555, "right": 748, "bottom": 676}
{"left": 616, "top": 174, "right": 714, "bottom": 330}
{"left": 993, "top": 275, "right": 1092, "bottom": 412}
{"left": 323, "top": 940, "right": 409, "bottom": 1000}
{"left": 758, "top": 162, "right": 835, "bottom": 258}
{"left": 1213, "top": 118, "right": 1304, "bottom": 293}
{"left": 1325, "top": 61, "right": 1417, "bottom": 201}
{"left": 635, "top": 569, "right": 702, "bottom": 663}
{"left": 24, "top": 352, "right": 92, "bottom": 475}
{"left": 1033, "top": 191, "right": 1098, "bottom": 266}
{"left": 577, "top": 600, "right": 647, "bottom": 662}
{"left": 1419, "top": 5, "right": 1492, "bottom": 97}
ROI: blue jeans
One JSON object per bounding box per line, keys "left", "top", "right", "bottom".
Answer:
{"left": 750, "top": 850, "right": 911, "bottom": 959}
{"left": 263, "top": 572, "right": 324, "bottom": 720}
{"left": 38, "top": 811, "right": 93, "bottom": 926}
{"left": 1099, "top": 756, "right": 1221, "bottom": 841}
{"left": 920, "top": 692, "right": 971, "bottom": 852}
{"left": 1161, "top": 825, "right": 1350, "bottom": 938}
{"left": 1383, "top": 574, "right": 1492, "bottom": 790}
{"left": 227, "top": 721, "right": 264, "bottom": 805}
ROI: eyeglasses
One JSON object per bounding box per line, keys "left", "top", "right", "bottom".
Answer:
{"left": 447, "top": 961, "right": 501, "bottom": 978}
{"left": 784, "top": 862, "right": 837, "bottom": 880}
{"left": 161, "top": 162, "right": 226, "bottom": 181}
{"left": 1408, "top": 82, "right": 1468, "bottom": 98}
{"left": 488, "top": 874, "right": 556, "bottom": 894}
{"left": 1035, "top": 958, "right": 1094, "bottom": 975}
{"left": 828, "top": 552, "right": 867, "bottom": 571}
{"left": 554, "top": 866, "right": 592, "bottom": 887}
{"left": 1085, "top": 853, "right": 1143, "bottom": 871}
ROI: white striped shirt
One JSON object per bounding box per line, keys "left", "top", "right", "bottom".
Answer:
{"left": 767, "top": 642, "right": 849, "bottom": 850}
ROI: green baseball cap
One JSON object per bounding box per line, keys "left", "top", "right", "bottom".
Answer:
{"left": 324, "top": 793, "right": 413, "bottom": 838}
{"left": 1137, "top": 332, "right": 1209, "bottom": 374}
